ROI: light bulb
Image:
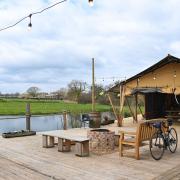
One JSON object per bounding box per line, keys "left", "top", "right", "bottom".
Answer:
{"left": 88, "top": 0, "right": 93, "bottom": 7}
{"left": 28, "top": 14, "right": 32, "bottom": 31}
{"left": 28, "top": 23, "right": 32, "bottom": 31}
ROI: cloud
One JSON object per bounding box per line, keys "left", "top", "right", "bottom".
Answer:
{"left": 0, "top": 0, "right": 180, "bottom": 93}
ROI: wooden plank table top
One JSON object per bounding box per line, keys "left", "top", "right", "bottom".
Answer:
{"left": 41, "top": 130, "right": 89, "bottom": 142}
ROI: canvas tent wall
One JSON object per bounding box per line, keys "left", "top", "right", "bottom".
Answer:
{"left": 109, "top": 54, "right": 180, "bottom": 120}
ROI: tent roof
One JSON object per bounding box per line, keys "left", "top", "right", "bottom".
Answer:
{"left": 109, "top": 54, "right": 180, "bottom": 93}
{"left": 122, "top": 54, "right": 180, "bottom": 85}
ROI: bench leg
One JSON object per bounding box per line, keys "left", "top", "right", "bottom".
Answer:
{"left": 58, "top": 138, "right": 71, "bottom": 152}
{"left": 43, "top": 135, "right": 55, "bottom": 148}
{"left": 63, "top": 140, "right": 71, "bottom": 152}
{"left": 135, "top": 146, "right": 140, "bottom": 160}
{"left": 42, "top": 135, "right": 48, "bottom": 148}
{"left": 58, "top": 138, "right": 63, "bottom": 152}
{"left": 49, "top": 136, "right": 55, "bottom": 147}
{"left": 75, "top": 141, "right": 89, "bottom": 157}
{"left": 119, "top": 143, "right": 123, "bottom": 157}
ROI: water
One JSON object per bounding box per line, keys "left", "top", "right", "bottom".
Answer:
{"left": 0, "top": 112, "right": 115, "bottom": 134}
{"left": 0, "top": 115, "right": 80, "bottom": 134}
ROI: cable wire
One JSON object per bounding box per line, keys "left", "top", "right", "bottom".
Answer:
{"left": 0, "top": 0, "right": 67, "bottom": 32}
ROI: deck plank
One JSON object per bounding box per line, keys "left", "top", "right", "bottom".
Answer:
{"left": 0, "top": 124, "right": 180, "bottom": 180}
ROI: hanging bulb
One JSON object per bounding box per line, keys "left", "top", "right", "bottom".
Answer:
{"left": 88, "top": 0, "right": 94, "bottom": 7}
{"left": 28, "top": 14, "right": 32, "bottom": 31}
{"left": 153, "top": 73, "right": 156, "bottom": 80}
{"left": 174, "top": 71, "right": 177, "bottom": 78}
{"left": 28, "top": 22, "right": 32, "bottom": 31}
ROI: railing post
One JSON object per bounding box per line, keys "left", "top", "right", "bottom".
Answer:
{"left": 26, "top": 103, "right": 31, "bottom": 131}
{"left": 63, "top": 110, "right": 67, "bottom": 130}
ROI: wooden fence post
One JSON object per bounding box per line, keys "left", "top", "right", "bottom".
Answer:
{"left": 63, "top": 111, "right": 67, "bottom": 130}
{"left": 26, "top": 103, "right": 31, "bottom": 131}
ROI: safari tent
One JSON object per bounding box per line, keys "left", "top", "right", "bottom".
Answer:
{"left": 109, "top": 54, "right": 180, "bottom": 121}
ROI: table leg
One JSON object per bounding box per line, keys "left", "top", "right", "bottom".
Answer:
{"left": 75, "top": 141, "right": 89, "bottom": 157}
{"left": 42, "top": 135, "right": 48, "bottom": 148}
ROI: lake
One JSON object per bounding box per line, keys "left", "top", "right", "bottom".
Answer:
{"left": 0, "top": 112, "right": 114, "bottom": 134}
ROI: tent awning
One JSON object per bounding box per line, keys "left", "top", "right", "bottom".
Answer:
{"left": 131, "top": 88, "right": 162, "bottom": 95}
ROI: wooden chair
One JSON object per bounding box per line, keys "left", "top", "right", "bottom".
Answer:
{"left": 119, "top": 121, "right": 157, "bottom": 160}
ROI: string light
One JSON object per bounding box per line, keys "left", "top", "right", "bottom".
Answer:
{"left": 95, "top": 76, "right": 125, "bottom": 84}
{"left": 28, "top": 14, "right": 32, "bottom": 31}
{"left": 0, "top": 0, "right": 93, "bottom": 32}
{"left": 152, "top": 72, "right": 156, "bottom": 80}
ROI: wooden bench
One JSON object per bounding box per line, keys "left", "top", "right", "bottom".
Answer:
{"left": 42, "top": 131, "right": 89, "bottom": 157}
{"left": 119, "top": 119, "right": 165, "bottom": 160}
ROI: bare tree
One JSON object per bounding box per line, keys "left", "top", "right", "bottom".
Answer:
{"left": 27, "top": 87, "right": 40, "bottom": 97}
{"left": 54, "top": 88, "right": 67, "bottom": 100}
{"left": 67, "top": 80, "right": 87, "bottom": 103}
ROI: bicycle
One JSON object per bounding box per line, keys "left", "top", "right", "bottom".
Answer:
{"left": 149, "top": 119, "right": 178, "bottom": 160}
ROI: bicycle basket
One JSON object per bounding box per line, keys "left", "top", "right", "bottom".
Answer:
{"left": 152, "top": 122, "right": 161, "bottom": 128}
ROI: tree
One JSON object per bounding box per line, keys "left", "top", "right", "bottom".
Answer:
{"left": 55, "top": 88, "right": 67, "bottom": 100}
{"left": 90, "top": 84, "right": 109, "bottom": 104}
{"left": 26, "top": 87, "right": 40, "bottom": 97}
{"left": 67, "top": 80, "right": 87, "bottom": 103}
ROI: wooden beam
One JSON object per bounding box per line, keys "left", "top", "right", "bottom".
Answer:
{"left": 125, "top": 97, "right": 136, "bottom": 122}
{"left": 107, "top": 93, "right": 119, "bottom": 122}
{"left": 135, "top": 94, "right": 138, "bottom": 122}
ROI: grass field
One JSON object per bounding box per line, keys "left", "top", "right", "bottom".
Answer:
{"left": 0, "top": 98, "right": 112, "bottom": 115}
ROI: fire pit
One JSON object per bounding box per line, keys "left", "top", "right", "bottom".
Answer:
{"left": 87, "top": 129, "right": 115, "bottom": 154}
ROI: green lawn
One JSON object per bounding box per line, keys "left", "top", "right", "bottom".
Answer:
{"left": 0, "top": 98, "right": 111, "bottom": 115}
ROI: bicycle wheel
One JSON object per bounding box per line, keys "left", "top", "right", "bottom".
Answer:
{"left": 168, "top": 128, "right": 178, "bottom": 153}
{"left": 150, "top": 132, "right": 165, "bottom": 160}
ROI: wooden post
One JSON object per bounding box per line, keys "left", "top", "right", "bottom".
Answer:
{"left": 26, "top": 103, "right": 31, "bottom": 131}
{"left": 125, "top": 97, "right": 136, "bottom": 122}
{"left": 107, "top": 93, "right": 119, "bottom": 122}
{"left": 63, "top": 111, "right": 67, "bottom": 130}
{"left": 92, "top": 58, "right": 95, "bottom": 112}
{"left": 135, "top": 94, "right": 138, "bottom": 122}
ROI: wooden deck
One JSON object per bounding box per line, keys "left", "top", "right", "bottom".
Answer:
{"left": 0, "top": 123, "right": 180, "bottom": 180}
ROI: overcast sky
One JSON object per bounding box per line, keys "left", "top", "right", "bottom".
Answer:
{"left": 0, "top": 0, "right": 180, "bottom": 93}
